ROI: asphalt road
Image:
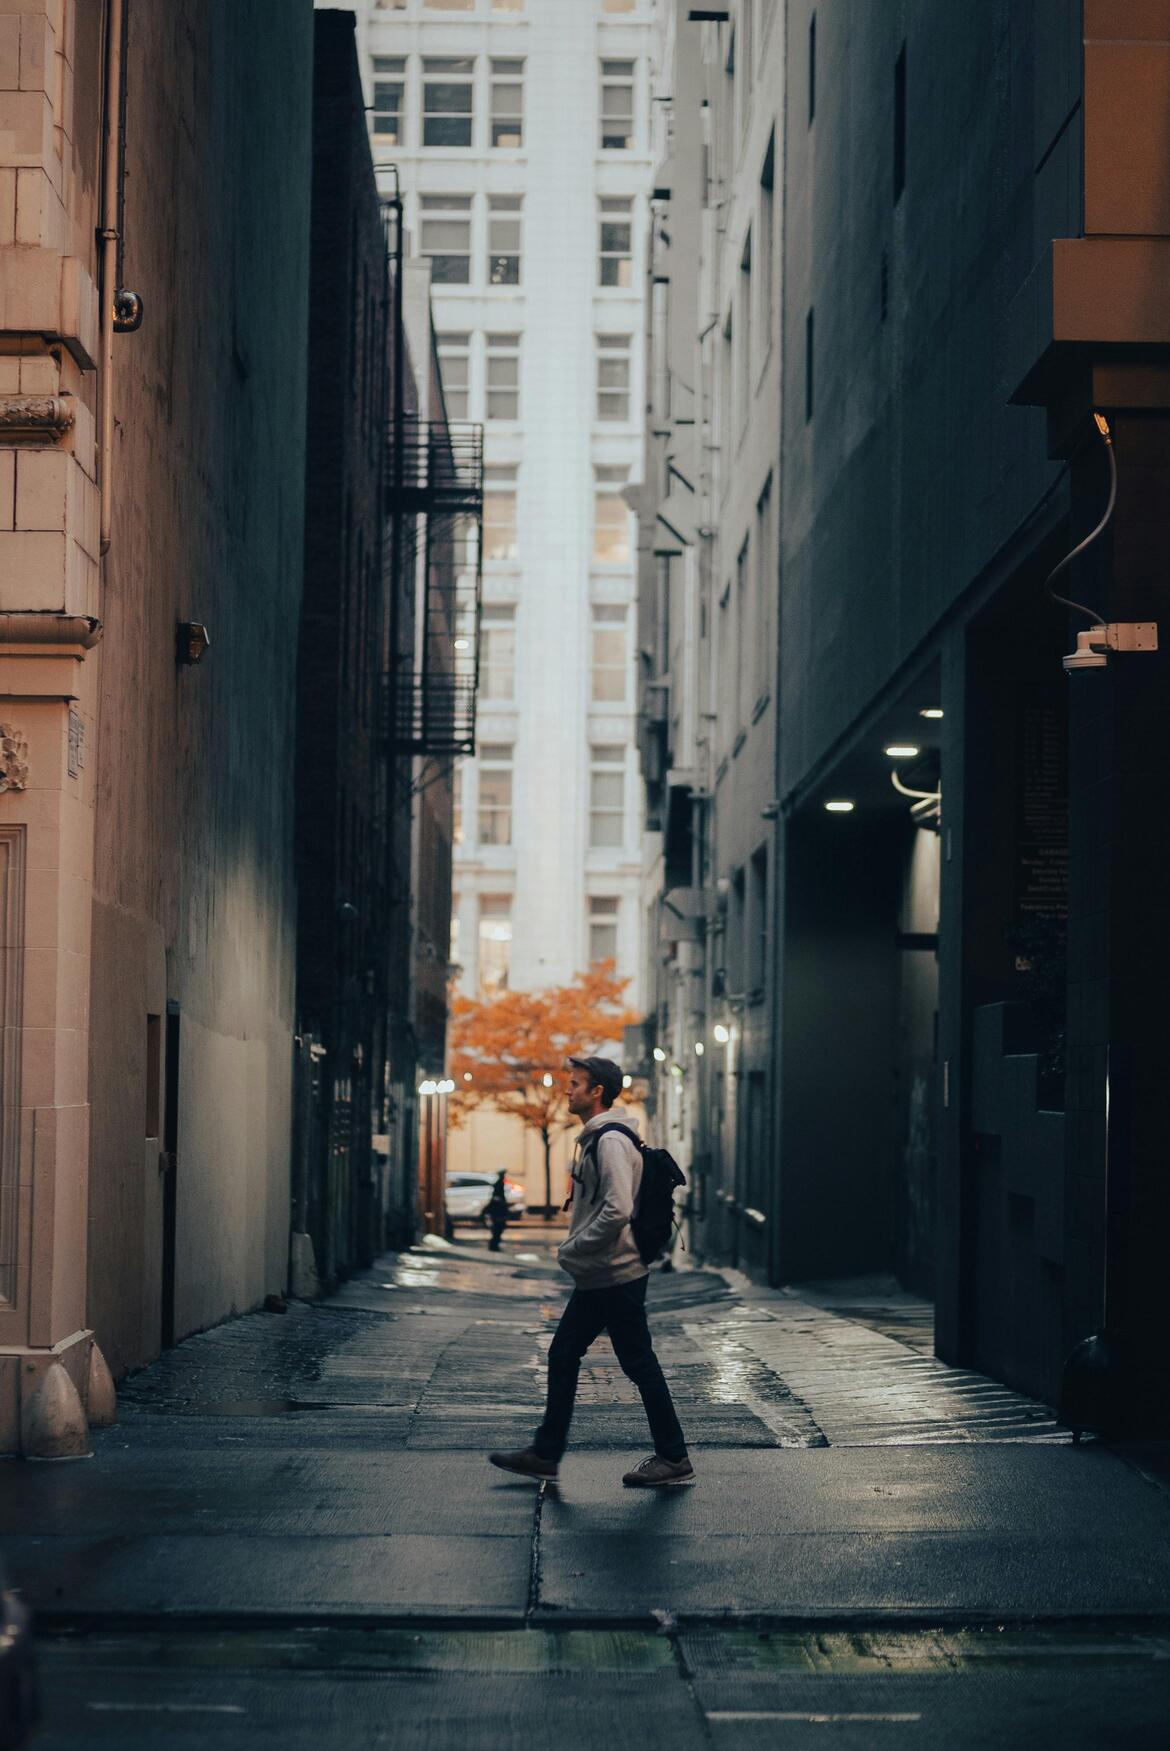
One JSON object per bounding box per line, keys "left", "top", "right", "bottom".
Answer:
{"left": 6, "top": 1232, "right": 1170, "bottom": 1747}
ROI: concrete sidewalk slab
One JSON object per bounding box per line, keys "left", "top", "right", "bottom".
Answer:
{"left": 6, "top": 1531, "right": 532, "bottom": 1619}
{"left": 535, "top": 1446, "right": 1170, "bottom": 1622}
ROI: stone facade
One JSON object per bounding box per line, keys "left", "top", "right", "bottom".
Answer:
{"left": 0, "top": 0, "right": 314, "bottom": 1452}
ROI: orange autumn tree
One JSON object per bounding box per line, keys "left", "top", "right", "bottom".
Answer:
{"left": 448, "top": 963, "right": 637, "bottom": 1221}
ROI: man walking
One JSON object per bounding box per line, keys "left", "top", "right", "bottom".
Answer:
{"left": 489, "top": 1056, "right": 694, "bottom": 1487}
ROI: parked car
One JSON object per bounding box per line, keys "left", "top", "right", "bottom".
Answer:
{"left": 445, "top": 1171, "right": 525, "bottom": 1226}
{"left": 0, "top": 1554, "right": 36, "bottom": 1750}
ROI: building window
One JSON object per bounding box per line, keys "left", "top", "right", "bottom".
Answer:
{"left": 486, "top": 332, "right": 521, "bottom": 419}
{"left": 420, "top": 194, "right": 472, "bottom": 284}
{"left": 808, "top": 13, "right": 816, "bottom": 126}
{"left": 453, "top": 764, "right": 465, "bottom": 846}
{"left": 593, "top": 465, "right": 630, "bottom": 564}
{"left": 478, "top": 895, "right": 512, "bottom": 994}
{"left": 894, "top": 43, "right": 906, "bottom": 203}
{"left": 477, "top": 744, "right": 514, "bottom": 846}
{"left": 600, "top": 58, "right": 635, "bottom": 150}
{"left": 423, "top": 57, "right": 475, "bottom": 148}
{"left": 759, "top": 133, "right": 775, "bottom": 356}
{"left": 589, "top": 745, "right": 626, "bottom": 849}
{"left": 490, "top": 58, "right": 524, "bottom": 148}
{"left": 371, "top": 57, "right": 405, "bottom": 143}
{"left": 588, "top": 895, "right": 620, "bottom": 964}
{"left": 483, "top": 466, "right": 518, "bottom": 561}
{"left": 437, "top": 332, "right": 471, "bottom": 419}
{"left": 591, "top": 604, "right": 629, "bottom": 703}
{"left": 487, "top": 194, "right": 522, "bottom": 284}
{"left": 426, "top": 0, "right": 473, "bottom": 11}
{"left": 493, "top": 0, "right": 524, "bottom": 10}
{"left": 805, "top": 306, "right": 814, "bottom": 422}
{"left": 598, "top": 197, "right": 633, "bottom": 287}
{"left": 480, "top": 603, "right": 516, "bottom": 697}
{"left": 596, "top": 333, "right": 632, "bottom": 422}
{"left": 602, "top": 0, "right": 635, "bottom": 10}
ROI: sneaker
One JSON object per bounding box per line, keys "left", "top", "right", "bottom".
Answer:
{"left": 622, "top": 1453, "right": 696, "bottom": 1488}
{"left": 488, "top": 1446, "right": 559, "bottom": 1481}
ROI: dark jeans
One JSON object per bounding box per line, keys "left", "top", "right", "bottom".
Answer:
{"left": 533, "top": 1274, "right": 687, "bottom": 1464}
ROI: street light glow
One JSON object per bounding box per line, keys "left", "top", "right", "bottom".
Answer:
{"left": 713, "top": 1023, "right": 730, "bottom": 1044}
{"left": 437, "top": 1079, "right": 455, "bottom": 1094}
{"left": 653, "top": 1046, "right": 667, "bottom": 1062}
{"left": 542, "top": 1072, "right": 553, "bottom": 1087}
{"left": 418, "top": 1080, "right": 437, "bottom": 1096}
{"left": 694, "top": 1040, "right": 705, "bottom": 1056}
{"left": 622, "top": 1073, "right": 632, "bottom": 1088}
{"left": 463, "top": 1071, "right": 473, "bottom": 1082}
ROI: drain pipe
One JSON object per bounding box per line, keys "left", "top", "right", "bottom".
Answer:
{"left": 98, "top": 0, "right": 135, "bottom": 557}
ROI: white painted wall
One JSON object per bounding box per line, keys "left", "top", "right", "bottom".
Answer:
{"left": 333, "top": 0, "right": 657, "bottom": 1204}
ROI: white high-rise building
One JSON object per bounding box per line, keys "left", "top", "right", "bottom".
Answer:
{"left": 338, "top": 0, "right": 655, "bottom": 1197}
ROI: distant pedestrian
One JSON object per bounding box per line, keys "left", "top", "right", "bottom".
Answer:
{"left": 486, "top": 1169, "right": 509, "bottom": 1252}
{"left": 489, "top": 1056, "right": 694, "bottom": 1488}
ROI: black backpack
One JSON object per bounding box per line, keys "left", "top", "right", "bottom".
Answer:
{"left": 581, "top": 1123, "right": 687, "bottom": 1264}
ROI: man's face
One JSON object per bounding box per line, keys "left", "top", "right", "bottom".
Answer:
{"left": 566, "top": 1065, "right": 600, "bottom": 1118}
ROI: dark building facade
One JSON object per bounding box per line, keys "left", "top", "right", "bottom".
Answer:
{"left": 773, "top": 0, "right": 1170, "bottom": 1414}
{"left": 295, "top": 11, "right": 415, "bottom": 1286}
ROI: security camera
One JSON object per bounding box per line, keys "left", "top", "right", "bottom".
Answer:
{"left": 1063, "top": 627, "right": 1108, "bottom": 673}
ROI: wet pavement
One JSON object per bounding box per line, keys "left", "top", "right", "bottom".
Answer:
{"left": 5, "top": 1230, "right": 1170, "bottom": 1746}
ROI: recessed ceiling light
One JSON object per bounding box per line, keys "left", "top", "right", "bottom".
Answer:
{"left": 919, "top": 708, "right": 944, "bottom": 720}
{"left": 885, "top": 744, "right": 920, "bottom": 759}
{"left": 825, "top": 800, "right": 855, "bottom": 814}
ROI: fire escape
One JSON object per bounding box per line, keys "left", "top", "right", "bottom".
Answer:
{"left": 388, "top": 417, "right": 484, "bottom": 757}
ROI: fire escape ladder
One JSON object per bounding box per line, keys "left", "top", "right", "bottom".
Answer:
{"left": 387, "top": 418, "right": 483, "bottom": 756}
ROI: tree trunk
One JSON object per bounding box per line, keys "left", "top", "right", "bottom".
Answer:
{"left": 542, "top": 1128, "right": 552, "bottom": 1221}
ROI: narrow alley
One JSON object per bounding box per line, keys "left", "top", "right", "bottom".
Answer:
{"left": 8, "top": 1232, "right": 1169, "bottom": 1747}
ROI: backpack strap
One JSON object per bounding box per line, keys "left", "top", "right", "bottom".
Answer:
{"left": 576, "top": 1122, "right": 644, "bottom": 1204}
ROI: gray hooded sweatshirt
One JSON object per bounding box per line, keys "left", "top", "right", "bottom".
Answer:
{"left": 557, "top": 1106, "right": 648, "bottom": 1290}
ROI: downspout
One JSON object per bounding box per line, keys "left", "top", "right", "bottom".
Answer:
{"left": 98, "top": 0, "right": 127, "bottom": 557}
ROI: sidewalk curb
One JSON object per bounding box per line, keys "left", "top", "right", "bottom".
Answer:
{"left": 29, "top": 1607, "right": 1170, "bottom": 1637}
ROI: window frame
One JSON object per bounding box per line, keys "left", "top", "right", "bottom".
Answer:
{"left": 485, "top": 331, "right": 521, "bottom": 421}
{"left": 595, "top": 332, "right": 633, "bottom": 423}
{"left": 589, "top": 743, "right": 627, "bottom": 850}
{"left": 479, "top": 601, "right": 517, "bottom": 698}
{"left": 598, "top": 196, "right": 634, "bottom": 288}
{"left": 422, "top": 55, "right": 476, "bottom": 150}
{"left": 371, "top": 55, "right": 406, "bottom": 145}
{"left": 477, "top": 743, "right": 514, "bottom": 848}
{"left": 590, "top": 604, "right": 630, "bottom": 704}
{"left": 588, "top": 894, "right": 621, "bottom": 965}
{"left": 490, "top": 58, "right": 525, "bottom": 149}
{"left": 483, "top": 466, "right": 519, "bottom": 563}
{"left": 593, "top": 464, "right": 631, "bottom": 565}
{"left": 487, "top": 193, "right": 523, "bottom": 286}
{"left": 599, "top": 57, "right": 636, "bottom": 151}
{"left": 419, "top": 193, "right": 473, "bottom": 285}
{"left": 436, "top": 330, "right": 471, "bottom": 420}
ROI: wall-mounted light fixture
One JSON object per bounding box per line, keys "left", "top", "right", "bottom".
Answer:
{"left": 884, "top": 744, "right": 919, "bottom": 760}
{"left": 825, "top": 800, "right": 855, "bottom": 814}
{"left": 694, "top": 1041, "right": 705, "bottom": 1056}
{"left": 713, "top": 1023, "right": 731, "bottom": 1045}
{"left": 653, "top": 1046, "right": 667, "bottom": 1062}
{"left": 919, "top": 707, "right": 944, "bottom": 720}
{"left": 177, "top": 621, "right": 210, "bottom": 665}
